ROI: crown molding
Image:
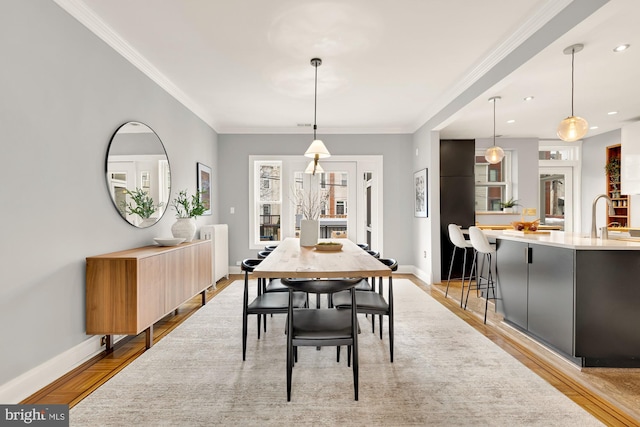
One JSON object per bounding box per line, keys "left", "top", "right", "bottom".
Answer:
{"left": 216, "top": 126, "right": 411, "bottom": 135}
{"left": 410, "top": 0, "right": 573, "bottom": 133}
{"left": 52, "top": 0, "right": 219, "bottom": 132}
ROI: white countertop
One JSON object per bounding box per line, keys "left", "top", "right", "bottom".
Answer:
{"left": 482, "top": 230, "right": 640, "bottom": 250}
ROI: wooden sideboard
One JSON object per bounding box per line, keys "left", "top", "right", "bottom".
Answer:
{"left": 86, "top": 240, "right": 212, "bottom": 350}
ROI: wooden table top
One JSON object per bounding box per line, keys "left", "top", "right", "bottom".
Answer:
{"left": 252, "top": 238, "right": 391, "bottom": 279}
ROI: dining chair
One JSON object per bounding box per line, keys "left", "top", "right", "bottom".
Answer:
{"left": 241, "top": 259, "right": 306, "bottom": 361}
{"left": 465, "top": 227, "right": 497, "bottom": 324}
{"left": 331, "top": 258, "right": 397, "bottom": 362}
{"left": 445, "top": 224, "right": 475, "bottom": 307}
{"left": 281, "top": 277, "right": 362, "bottom": 401}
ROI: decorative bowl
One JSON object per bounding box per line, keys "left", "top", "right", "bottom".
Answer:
{"left": 154, "top": 237, "right": 186, "bottom": 247}
{"left": 511, "top": 220, "right": 539, "bottom": 232}
{"left": 314, "top": 242, "right": 343, "bottom": 251}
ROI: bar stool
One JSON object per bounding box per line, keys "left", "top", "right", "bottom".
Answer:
{"left": 465, "top": 226, "right": 497, "bottom": 324}
{"left": 445, "top": 224, "right": 475, "bottom": 307}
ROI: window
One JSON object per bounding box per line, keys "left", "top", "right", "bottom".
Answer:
{"left": 254, "top": 161, "right": 281, "bottom": 243}
{"left": 475, "top": 151, "right": 512, "bottom": 211}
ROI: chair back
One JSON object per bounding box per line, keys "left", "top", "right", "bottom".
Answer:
{"left": 257, "top": 250, "right": 271, "bottom": 259}
{"left": 448, "top": 224, "right": 472, "bottom": 249}
{"left": 331, "top": 231, "right": 347, "bottom": 238}
{"left": 468, "top": 226, "right": 494, "bottom": 254}
{"left": 281, "top": 278, "right": 362, "bottom": 294}
{"left": 378, "top": 258, "right": 398, "bottom": 271}
{"left": 241, "top": 258, "right": 262, "bottom": 273}
{"left": 366, "top": 250, "right": 380, "bottom": 258}
{"left": 356, "top": 243, "right": 369, "bottom": 251}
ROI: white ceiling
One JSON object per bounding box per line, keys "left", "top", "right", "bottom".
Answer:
{"left": 55, "top": 0, "right": 640, "bottom": 140}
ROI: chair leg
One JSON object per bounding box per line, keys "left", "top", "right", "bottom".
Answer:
{"left": 352, "top": 303, "right": 359, "bottom": 401}
{"left": 459, "top": 248, "right": 468, "bottom": 308}
{"left": 483, "top": 253, "right": 496, "bottom": 324}
{"left": 445, "top": 245, "right": 457, "bottom": 297}
{"left": 257, "top": 314, "right": 261, "bottom": 339}
{"left": 464, "top": 250, "right": 478, "bottom": 310}
{"left": 242, "top": 273, "right": 249, "bottom": 361}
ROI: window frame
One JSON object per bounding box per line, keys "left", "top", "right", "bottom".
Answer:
{"left": 474, "top": 150, "right": 513, "bottom": 212}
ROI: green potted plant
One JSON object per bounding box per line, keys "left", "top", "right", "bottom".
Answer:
{"left": 170, "top": 190, "right": 206, "bottom": 242}
{"left": 499, "top": 198, "right": 519, "bottom": 213}
{"left": 605, "top": 157, "right": 621, "bottom": 196}
{"left": 122, "top": 188, "right": 161, "bottom": 227}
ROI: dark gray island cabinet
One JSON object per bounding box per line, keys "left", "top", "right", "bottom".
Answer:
{"left": 492, "top": 231, "right": 640, "bottom": 367}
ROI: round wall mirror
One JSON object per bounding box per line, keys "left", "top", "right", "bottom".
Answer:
{"left": 105, "top": 122, "right": 171, "bottom": 228}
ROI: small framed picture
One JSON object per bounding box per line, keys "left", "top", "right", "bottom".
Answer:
{"left": 197, "top": 162, "right": 212, "bottom": 216}
{"left": 414, "top": 168, "right": 427, "bottom": 218}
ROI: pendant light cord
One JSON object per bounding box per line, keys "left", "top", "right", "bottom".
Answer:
{"left": 570, "top": 48, "right": 575, "bottom": 116}
{"left": 493, "top": 98, "right": 496, "bottom": 147}
{"left": 313, "top": 62, "right": 318, "bottom": 140}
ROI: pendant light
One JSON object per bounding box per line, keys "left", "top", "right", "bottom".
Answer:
{"left": 304, "top": 160, "right": 324, "bottom": 174}
{"left": 485, "top": 96, "right": 504, "bottom": 164}
{"left": 304, "top": 58, "right": 330, "bottom": 175}
{"left": 557, "top": 44, "right": 588, "bottom": 142}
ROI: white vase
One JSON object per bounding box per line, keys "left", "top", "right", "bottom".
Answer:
{"left": 502, "top": 207, "right": 514, "bottom": 213}
{"left": 171, "top": 217, "right": 197, "bottom": 242}
{"left": 299, "top": 219, "right": 319, "bottom": 247}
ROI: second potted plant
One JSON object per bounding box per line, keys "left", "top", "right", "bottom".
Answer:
{"left": 122, "top": 188, "right": 161, "bottom": 228}
{"left": 499, "top": 198, "right": 519, "bottom": 213}
{"left": 170, "top": 189, "right": 206, "bottom": 242}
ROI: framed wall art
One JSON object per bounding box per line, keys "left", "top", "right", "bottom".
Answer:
{"left": 414, "top": 168, "right": 427, "bottom": 217}
{"left": 197, "top": 162, "right": 212, "bottom": 216}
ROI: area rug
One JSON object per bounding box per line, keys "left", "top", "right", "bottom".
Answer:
{"left": 70, "top": 280, "right": 602, "bottom": 426}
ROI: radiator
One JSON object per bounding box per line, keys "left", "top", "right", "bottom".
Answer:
{"left": 200, "top": 224, "right": 229, "bottom": 288}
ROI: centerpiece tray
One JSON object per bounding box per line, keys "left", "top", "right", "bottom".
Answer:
{"left": 314, "top": 242, "right": 343, "bottom": 251}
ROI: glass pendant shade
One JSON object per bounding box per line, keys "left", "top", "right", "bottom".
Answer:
{"left": 557, "top": 115, "right": 589, "bottom": 142}
{"left": 485, "top": 145, "right": 505, "bottom": 164}
{"left": 304, "top": 139, "right": 331, "bottom": 159}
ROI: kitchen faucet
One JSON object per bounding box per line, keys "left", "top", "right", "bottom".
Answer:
{"left": 590, "top": 194, "right": 615, "bottom": 238}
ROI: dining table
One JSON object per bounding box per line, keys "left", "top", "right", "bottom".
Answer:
{"left": 252, "top": 237, "right": 391, "bottom": 279}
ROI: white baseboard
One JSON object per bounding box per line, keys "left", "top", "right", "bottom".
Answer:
{"left": 409, "top": 266, "right": 432, "bottom": 284}
{"left": 0, "top": 335, "right": 122, "bottom": 404}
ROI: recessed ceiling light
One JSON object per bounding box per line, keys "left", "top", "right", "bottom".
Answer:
{"left": 524, "top": 96, "right": 534, "bottom": 101}
{"left": 608, "top": 111, "right": 618, "bottom": 115}
{"left": 590, "top": 126, "right": 599, "bottom": 130}
{"left": 506, "top": 119, "right": 515, "bottom": 124}
{"left": 613, "top": 44, "right": 630, "bottom": 52}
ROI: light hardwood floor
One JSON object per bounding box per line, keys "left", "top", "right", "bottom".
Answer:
{"left": 22, "top": 275, "right": 640, "bottom": 426}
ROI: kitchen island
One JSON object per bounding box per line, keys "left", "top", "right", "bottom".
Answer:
{"left": 484, "top": 230, "right": 640, "bottom": 367}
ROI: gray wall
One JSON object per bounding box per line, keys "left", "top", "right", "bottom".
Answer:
{"left": 582, "top": 130, "right": 622, "bottom": 233}
{"left": 0, "top": 1, "right": 217, "bottom": 388}
{"left": 218, "top": 134, "right": 413, "bottom": 266}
